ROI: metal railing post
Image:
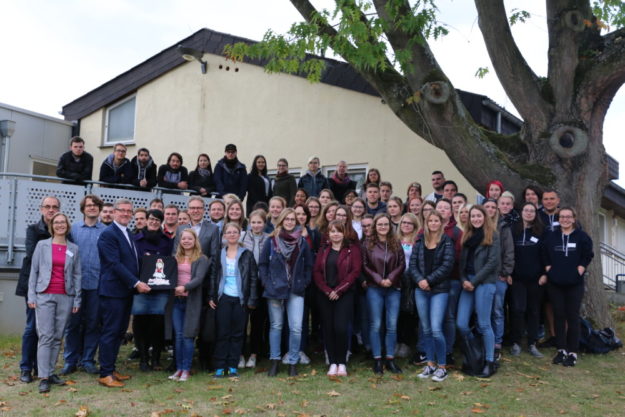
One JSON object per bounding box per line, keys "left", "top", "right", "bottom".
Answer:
{"left": 6, "top": 177, "right": 18, "bottom": 263}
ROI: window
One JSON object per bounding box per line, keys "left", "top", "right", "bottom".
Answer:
{"left": 324, "top": 163, "right": 367, "bottom": 194}
{"left": 104, "top": 95, "right": 136, "bottom": 145}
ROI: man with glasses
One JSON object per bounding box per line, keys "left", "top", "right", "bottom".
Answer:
{"left": 97, "top": 199, "right": 151, "bottom": 388}
{"left": 99, "top": 143, "right": 132, "bottom": 186}
{"left": 174, "top": 196, "right": 221, "bottom": 370}
{"left": 16, "top": 196, "right": 61, "bottom": 383}
{"left": 62, "top": 195, "right": 106, "bottom": 376}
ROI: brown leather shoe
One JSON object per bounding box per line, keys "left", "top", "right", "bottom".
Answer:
{"left": 98, "top": 375, "right": 125, "bottom": 388}
{"left": 112, "top": 371, "right": 131, "bottom": 381}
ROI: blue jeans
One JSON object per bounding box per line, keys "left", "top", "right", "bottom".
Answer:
{"left": 20, "top": 300, "right": 38, "bottom": 372}
{"left": 492, "top": 279, "right": 508, "bottom": 346}
{"left": 414, "top": 289, "right": 448, "bottom": 365}
{"left": 456, "top": 282, "right": 496, "bottom": 362}
{"left": 64, "top": 289, "right": 99, "bottom": 367}
{"left": 444, "top": 280, "right": 461, "bottom": 355}
{"left": 172, "top": 299, "right": 195, "bottom": 371}
{"left": 267, "top": 293, "right": 304, "bottom": 364}
{"left": 366, "top": 286, "right": 401, "bottom": 359}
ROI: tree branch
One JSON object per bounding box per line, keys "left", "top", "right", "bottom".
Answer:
{"left": 474, "top": 0, "right": 552, "bottom": 130}
{"left": 372, "top": 0, "right": 446, "bottom": 92}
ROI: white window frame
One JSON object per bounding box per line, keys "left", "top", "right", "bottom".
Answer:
{"left": 267, "top": 168, "right": 302, "bottom": 180}
{"left": 323, "top": 163, "right": 368, "bottom": 194}
{"left": 103, "top": 94, "right": 137, "bottom": 145}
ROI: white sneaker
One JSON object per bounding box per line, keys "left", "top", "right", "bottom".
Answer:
{"left": 299, "top": 351, "right": 311, "bottom": 365}
{"left": 431, "top": 367, "right": 448, "bottom": 382}
{"left": 238, "top": 355, "right": 246, "bottom": 368}
{"left": 168, "top": 370, "right": 182, "bottom": 381}
{"left": 327, "top": 364, "right": 338, "bottom": 376}
{"left": 245, "top": 355, "right": 257, "bottom": 368}
{"left": 178, "top": 370, "right": 190, "bottom": 382}
{"left": 282, "top": 353, "right": 289, "bottom": 364}
{"left": 417, "top": 365, "right": 436, "bottom": 379}
{"left": 337, "top": 364, "right": 347, "bottom": 376}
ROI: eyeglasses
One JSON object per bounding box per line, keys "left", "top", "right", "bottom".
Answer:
{"left": 84, "top": 204, "right": 98, "bottom": 208}
{"left": 377, "top": 223, "right": 390, "bottom": 227}
{"left": 147, "top": 218, "right": 161, "bottom": 222}
{"left": 188, "top": 206, "right": 204, "bottom": 211}
{"left": 114, "top": 149, "right": 126, "bottom": 153}
{"left": 115, "top": 209, "right": 133, "bottom": 214}
{"left": 400, "top": 221, "right": 414, "bottom": 226}
{"left": 52, "top": 221, "right": 67, "bottom": 225}
{"left": 559, "top": 215, "right": 574, "bottom": 219}
{"left": 224, "top": 230, "right": 239, "bottom": 235}
{"left": 41, "top": 205, "right": 60, "bottom": 210}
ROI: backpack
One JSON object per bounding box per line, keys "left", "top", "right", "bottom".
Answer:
{"left": 579, "top": 317, "right": 623, "bottom": 354}
{"left": 460, "top": 328, "right": 485, "bottom": 376}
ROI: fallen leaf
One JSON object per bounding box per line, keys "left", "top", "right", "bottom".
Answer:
{"left": 473, "top": 403, "right": 490, "bottom": 408}
{"left": 428, "top": 386, "right": 442, "bottom": 391}
{"left": 400, "top": 395, "right": 411, "bottom": 400}
{"left": 121, "top": 388, "right": 133, "bottom": 392}
{"left": 390, "top": 374, "right": 404, "bottom": 381}
{"left": 207, "top": 385, "right": 224, "bottom": 390}
{"left": 453, "top": 373, "right": 465, "bottom": 382}
{"left": 480, "top": 383, "right": 490, "bottom": 388}
{"left": 311, "top": 369, "right": 317, "bottom": 376}
{"left": 327, "top": 390, "right": 341, "bottom": 397}
{"left": 301, "top": 400, "right": 309, "bottom": 407}
{"left": 75, "top": 405, "right": 89, "bottom": 417}
{"left": 65, "top": 380, "right": 77, "bottom": 385}
{"left": 68, "top": 387, "right": 79, "bottom": 393}
{"left": 222, "top": 395, "right": 233, "bottom": 400}
{"left": 55, "top": 400, "right": 67, "bottom": 406}
{"left": 222, "top": 408, "right": 232, "bottom": 414}
{"left": 266, "top": 403, "right": 276, "bottom": 410}
{"left": 174, "top": 388, "right": 183, "bottom": 393}
{"left": 471, "top": 408, "right": 485, "bottom": 414}
{"left": 18, "top": 392, "right": 28, "bottom": 396}
{"left": 150, "top": 413, "right": 160, "bottom": 417}
{"left": 234, "top": 408, "right": 245, "bottom": 414}
{"left": 0, "top": 407, "right": 12, "bottom": 412}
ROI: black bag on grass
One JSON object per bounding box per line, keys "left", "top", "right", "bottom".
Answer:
{"left": 579, "top": 317, "right": 622, "bottom": 354}
{"left": 460, "top": 328, "right": 485, "bottom": 376}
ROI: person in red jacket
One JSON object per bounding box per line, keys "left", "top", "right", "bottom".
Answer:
{"left": 313, "top": 220, "right": 361, "bottom": 377}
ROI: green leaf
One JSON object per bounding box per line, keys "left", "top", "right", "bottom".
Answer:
{"left": 509, "top": 8, "right": 531, "bottom": 26}
{"left": 475, "top": 67, "right": 490, "bottom": 79}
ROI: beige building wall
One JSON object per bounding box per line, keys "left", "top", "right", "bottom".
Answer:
{"left": 80, "top": 52, "right": 478, "bottom": 201}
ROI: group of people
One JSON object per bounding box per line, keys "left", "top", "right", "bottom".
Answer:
{"left": 19, "top": 142, "right": 593, "bottom": 393}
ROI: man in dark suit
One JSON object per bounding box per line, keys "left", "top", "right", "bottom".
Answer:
{"left": 97, "top": 198, "right": 150, "bottom": 387}
{"left": 173, "top": 196, "right": 220, "bottom": 370}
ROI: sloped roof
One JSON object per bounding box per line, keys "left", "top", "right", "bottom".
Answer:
{"left": 62, "top": 28, "right": 378, "bottom": 121}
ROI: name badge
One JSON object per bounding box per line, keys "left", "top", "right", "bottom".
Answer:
{"left": 66, "top": 250, "right": 74, "bottom": 257}
{"left": 567, "top": 243, "right": 576, "bottom": 248}
{"left": 552, "top": 221, "right": 560, "bottom": 226}
{"left": 530, "top": 236, "right": 539, "bottom": 243}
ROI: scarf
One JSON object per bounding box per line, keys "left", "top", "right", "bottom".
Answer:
{"left": 197, "top": 168, "right": 211, "bottom": 177}
{"left": 331, "top": 171, "right": 351, "bottom": 185}
{"left": 275, "top": 227, "right": 302, "bottom": 279}
{"left": 501, "top": 210, "right": 520, "bottom": 228}
{"left": 464, "top": 227, "right": 484, "bottom": 249}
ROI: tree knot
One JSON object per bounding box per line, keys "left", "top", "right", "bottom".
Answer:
{"left": 421, "top": 81, "right": 451, "bottom": 104}
{"left": 549, "top": 125, "right": 588, "bottom": 158}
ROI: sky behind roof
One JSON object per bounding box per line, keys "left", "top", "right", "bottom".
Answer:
{"left": 1, "top": 0, "right": 623, "bottom": 184}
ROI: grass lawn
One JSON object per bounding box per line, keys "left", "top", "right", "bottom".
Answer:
{"left": 1, "top": 309, "right": 624, "bottom": 417}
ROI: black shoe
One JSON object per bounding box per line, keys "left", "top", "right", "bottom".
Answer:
{"left": 410, "top": 351, "right": 427, "bottom": 366}
{"left": 373, "top": 359, "right": 384, "bottom": 375}
{"left": 494, "top": 348, "right": 502, "bottom": 362}
{"left": 385, "top": 359, "right": 403, "bottom": 374}
{"left": 552, "top": 350, "right": 567, "bottom": 365}
{"left": 539, "top": 336, "right": 556, "bottom": 348}
{"left": 38, "top": 379, "right": 50, "bottom": 393}
{"left": 60, "top": 364, "right": 77, "bottom": 376}
{"left": 267, "top": 359, "right": 279, "bottom": 377}
{"left": 20, "top": 370, "right": 33, "bottom": 384}
{"left": 128, "top": 348, "right": 140, "bottom": 360}
{"left": 446, "top": 354, "right": 455, "bottom": 366}
{"left": 288, "top": 364, "right": 298, "bottom": 377}
{"left": 479, "top": 361, "right": 497, "bottom": 378}
{"left": 82, "top": 363, "right": 99, "bottom": 375}
{"left": 563, "top": 353, "right": 577, "bottom": 367}
{"left": 48, "top": 374, "right": 66, "bottom": 386}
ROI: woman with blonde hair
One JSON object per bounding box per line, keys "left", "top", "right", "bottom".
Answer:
{"left": 259, "top": 208, "right": 313, "bottom": 377}
{"left": 209, "top": 223, "right": 258, "bottom": 378}
{"left": 408, "top": 211, "right": 454, "bottom": 382}
{"left": 28, "top": 213, "right": 81, "bottom": 393}
{"left": 166, "top": 229, "right": 209, "bottom": 382}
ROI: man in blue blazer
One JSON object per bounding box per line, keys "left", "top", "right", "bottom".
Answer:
{"left": 97, "top": 198, "right": 150, "bottom": 387}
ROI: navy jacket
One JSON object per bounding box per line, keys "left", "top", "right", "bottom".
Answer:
{"left": 298, "top": 171, "right": 329, "bottom": 197}
{"left": 512, "top": 227, "right": 545, "bottom": 283}
{"left": 99, "top": 155, "right": 132, "bottom": 185}
{"left": 129, "top": 155, "right": 157, "bottom": 189}
{"left": 258, "top": 236, "right": 313, "bottom": 299}
{"left": 97, "top": 223, "right": 139, "bottom": 298}
{"left": 157, "top": 165, "right": 189, "bottom": 189}
{"left": 542, "top": 229, "right": 594, "bottom": 286}
{"left": 214, "top": 158, "right": 248, "bottom": 200}
{"left": 134, "top": 230, "right": 174, "bottom": 258}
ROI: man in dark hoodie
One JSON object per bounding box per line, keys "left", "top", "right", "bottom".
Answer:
{"left": 214, "top": 144, "right": 248, "bottom": 200}
{"left": 129, "top": 148, "right": 157, "bottom": 190}
{"left": 99, "top": 143, "right": 132, "bottom": 186}
{"left": 56, "top": 136, "right": 93, "bottom": 184}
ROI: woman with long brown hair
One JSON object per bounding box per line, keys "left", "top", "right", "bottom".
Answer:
{"left": 456, "top": 205, "right": 500, "bottom": 378}
{"left": 363, "top": 213, "right": 405, "bottom": 375}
